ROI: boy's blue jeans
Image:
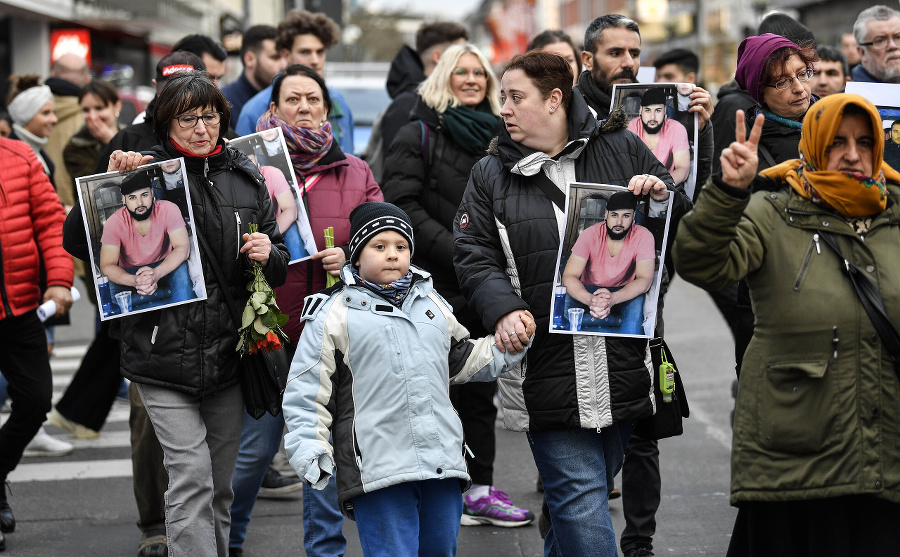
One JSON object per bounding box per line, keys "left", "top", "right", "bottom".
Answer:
{"left": 228, "top": 409, "right": 345, "bottom": 556}
{"left": 528, "top": 423, "right": 633, "bottom": 557}
{"left": 352, "top": 478, "right": 463, "bottom": 557}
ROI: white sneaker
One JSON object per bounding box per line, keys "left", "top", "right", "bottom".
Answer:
{"left": 23, "top": 426, "right": 74, "bottom": 457}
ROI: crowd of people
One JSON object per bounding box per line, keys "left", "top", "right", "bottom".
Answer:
{"left": 1, "top": 4, "right": 899, "bottom": 557}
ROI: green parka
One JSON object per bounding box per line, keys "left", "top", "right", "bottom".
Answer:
{"left": 674, "top": 176, "right": 900, "bottom": 506}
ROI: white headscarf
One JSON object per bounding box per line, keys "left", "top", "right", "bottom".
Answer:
{"left": 8, "top": 85, "right": 53, "bottom": 126}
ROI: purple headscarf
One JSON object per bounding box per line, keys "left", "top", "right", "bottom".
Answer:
{"left": 734, "top": 33, "right": 800, "bottom": 104}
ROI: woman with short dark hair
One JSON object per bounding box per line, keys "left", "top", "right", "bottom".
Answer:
{"left": 98, "top": 71, "right": 289, "bottom": 557}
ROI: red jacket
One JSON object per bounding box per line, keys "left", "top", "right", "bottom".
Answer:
{"left": 276, "top": 142, "right": 382, "bottom": 343}
{"left": 0, "top": 137, "right": 73, "bottom": 320}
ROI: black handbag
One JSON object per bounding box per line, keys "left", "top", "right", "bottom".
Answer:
{"left": 195, "top": 229, "right": 289, "bottom": 420}
{"left": 632, "top": 337, "right": 690, "bottom": 440}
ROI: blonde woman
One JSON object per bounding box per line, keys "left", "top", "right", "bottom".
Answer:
{"left": 381, "top": 44, "right": 535, "bottom": 527}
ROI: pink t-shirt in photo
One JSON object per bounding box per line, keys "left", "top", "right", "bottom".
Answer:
{"left": 627, "top": 117, "right": 690, "bottom": 172}
{"left": 101, "top": 200, "right": 185, "bottom": 269}
{"left": 260, "top": 165, "right": 292, "bottom": 219}
{"left": 570, "top": 222, "right": 655, "bottom": 287}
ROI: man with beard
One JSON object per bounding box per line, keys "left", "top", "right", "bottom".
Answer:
{"left": 222, "top": 25, "right": 286, "bottom": 121}
{"left": 99, "top": 170, "right": 194, "bottom": 312}
{"left": 561, "top": 192, "right": 655, "bottom": 336}
{"left": 627, "top": 88, "right": 690, "bottom": 186}
{"left": 851, "top": 5, "right": 900, "bottom": 83}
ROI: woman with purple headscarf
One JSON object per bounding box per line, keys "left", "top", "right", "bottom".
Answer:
{"left": 734, "top": 33, "right": 819, "bottom": 174}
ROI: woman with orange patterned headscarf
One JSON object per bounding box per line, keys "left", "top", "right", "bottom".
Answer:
{"left": 674, "top": 93, "right": 900, "bottom": 556}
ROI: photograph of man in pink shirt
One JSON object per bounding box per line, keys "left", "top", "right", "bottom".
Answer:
{"left": 626, "top": 88, "right": 691, "bottom": 186}
{"left": 561, "top": 191, "right": 656, "bottom": 335}
{"left": 99, "top": 170, "right": 196, "bottom": 315}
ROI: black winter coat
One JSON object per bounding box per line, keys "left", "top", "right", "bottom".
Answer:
{"left": 381, "top": 46, "right": 427, "bottom": 158}
{"left": 64, "top": 141, "right": 289, "bottom": 397}
{"left": 453, "top": 90, "right": 691, "bottom": 432}
{"left": 382, "top": 98, "right": 490, "bottom": 321}
{"left": 711, "top": 80, "right": 756, "bottom": 175}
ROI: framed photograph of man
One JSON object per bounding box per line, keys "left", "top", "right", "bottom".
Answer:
{"left": 549, "top": 183, "right": 674, "bottom": 338}
{"left": 611, "top": 82, "right": 700, "bottom": 199}
{"left": 75, "top": 160, "right": 207, "bottom": 321}
{"left": 230, "top": 127, "right": 317, "bottom": 264}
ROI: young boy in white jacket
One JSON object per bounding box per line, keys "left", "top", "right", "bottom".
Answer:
{"left": 283, "top": 202, "right": 534, "bottom": 557}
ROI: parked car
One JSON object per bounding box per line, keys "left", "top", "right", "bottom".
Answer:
{"left": 328, "top": 77, "right": 392, "bottom": 156}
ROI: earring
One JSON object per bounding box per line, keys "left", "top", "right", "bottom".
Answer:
{"left": 550, "top": 107, "right": 556, "bottom": 113}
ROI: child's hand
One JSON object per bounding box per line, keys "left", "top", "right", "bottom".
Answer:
{"left": 520, "top": 311, "right": 536, "bottom": 338}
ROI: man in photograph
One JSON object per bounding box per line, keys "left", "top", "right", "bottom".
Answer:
{"left": 884, "top": 121, "right": 900, "bottom": 170}
{"left": 627, "top": 88, "right": 690, "bottom": 185}
{"left": 561, "top": 191, "right": 655, "bottom": 335}
{"left": 99, "top": 171, "right": 194, "bottom": 312}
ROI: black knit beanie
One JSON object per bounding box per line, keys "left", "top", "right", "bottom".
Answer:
{"left": 757, "top": 13, "right": 816, "bottom": 46}
{"left": 348, "top": 202, "right": 415, "bottom": 264}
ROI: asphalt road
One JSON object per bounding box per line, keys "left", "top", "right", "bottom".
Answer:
{"left": 3, "top": 277, "right": 738, "bottom": 556}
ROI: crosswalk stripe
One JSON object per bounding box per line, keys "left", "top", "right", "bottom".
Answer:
{"left": 9, "top": 458, "right": 133, "bottom": 482}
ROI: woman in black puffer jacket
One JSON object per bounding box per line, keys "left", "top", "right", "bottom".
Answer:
{"left": 65, "top": 72, "right": 288, "bottom": 557}
{"left": 382, "top": 44, "right": 538, "bottom": 525}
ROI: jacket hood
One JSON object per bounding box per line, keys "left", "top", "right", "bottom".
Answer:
{"left": 46, "top": 76, "right": 82, "bottom": 98}
{"left": 386, "top": 45, "right": 426, "bottom": 99}
{"left": 409, "top": 96, "right": 441, "bottom": 128}
{"left": 717, "top": 80, "right": 751, "bottom": 102}
{"left": 491, "top": 89, "right": 626, "bottom": 166}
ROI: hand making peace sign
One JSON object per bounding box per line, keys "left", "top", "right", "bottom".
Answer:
{"left": 720, "top": 110, "right": 766, "bottom": 190}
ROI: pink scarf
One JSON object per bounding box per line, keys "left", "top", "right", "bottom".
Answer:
{"left": 256, "top": 109, "right": 333, "bottom": 172}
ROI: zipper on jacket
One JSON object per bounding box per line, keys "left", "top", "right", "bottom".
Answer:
{"left": 234, "top": 211, "right": 242, "bottom": 260}
{"left": 832, "top": 327, "right": 839, "bottom": 360}
{"left": 793, "top": 233, "right": 819, "bottom": 291}
{"left": 0, "top": 243, "right": 12, "bottom": 317}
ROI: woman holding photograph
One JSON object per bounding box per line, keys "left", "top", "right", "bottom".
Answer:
{"left": 675, "top": 94, "right": 900, "bottom": 556}
{"left": 222, "top": 64, "right": 382, "bottom": 556}
{"left": 453, "top": 51, "right": 689, "bottom": 557}
{"left": 94, "top": 70, "right": 289, "bottom": 557}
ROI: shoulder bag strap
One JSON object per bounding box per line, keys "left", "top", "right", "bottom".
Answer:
{"left": 818, "top": 230, "right": 900, "bottom": 376}
{"left": 530, "top": 171, "right": 566, "bottom": 210}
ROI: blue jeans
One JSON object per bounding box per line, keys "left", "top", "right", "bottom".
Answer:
{"left": 228, "top": 409, "right": 346, "bottom": 556}
{"left": 283, "top": 222, "right": 309, "bottom": 262}
{"left": 564, "top": 285, "right": 644, "bottom": 335}
{"left": 108, "top": 260, "right": 194, "bottom": 314}
{"left": 352, "top": 479, "right": 463, "bottom": 557}
{"left": 528, "top": 424, "right": 634, "bottom": 557}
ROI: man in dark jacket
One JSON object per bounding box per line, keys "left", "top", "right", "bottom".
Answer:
{"left": 222, "top": 25, "right": 285, "bottom": 119}
{"left": 369, "top": 22, "right": 468, "bottom": 181}
{"left": 851, "top": 5, "right": 900, "bottom": 83}
{"left": 575, "top": 18, "right": 704, "bottom": 556}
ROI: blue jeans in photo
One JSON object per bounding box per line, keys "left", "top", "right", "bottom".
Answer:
{"left": 228, "top": 409, "right": 345, "bottom": 556}
{"left": 528, "top": 423, "right": 634, "bottom": 557}
{"left": 564, "top": 285, "right": 644, "bottom": 335}
{"left": 108, "top": 259, "right": 194, "bottom": 313}
{"left": 352, "top": 479, "right": 463, "bottom": 557}
{"left": 282, "top": 222, "right": 309, "bottom": 262}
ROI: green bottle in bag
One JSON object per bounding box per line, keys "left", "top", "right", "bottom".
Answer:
{"left": 659, "top": 349, "right": 675, "bottom": 403}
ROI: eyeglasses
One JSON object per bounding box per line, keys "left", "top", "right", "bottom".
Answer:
{"left": 767, "top": 69, "right": 814, "bottom": 91}
{"left": 452, "top": 67, "right": 488, "bottom": 79}
{"left": 859, "top": 33, "right": 900, "bottom": 50}
{"left": 175, "top": 111, "right": 222, "bottom": 129}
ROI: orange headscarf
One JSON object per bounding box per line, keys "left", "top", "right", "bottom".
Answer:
{"left": 760, "top": 93, "right": 900, "bottom": 217}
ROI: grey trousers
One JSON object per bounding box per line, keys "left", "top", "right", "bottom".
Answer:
{"left": 136, "top": 382, "right": 243, "bottom": 557}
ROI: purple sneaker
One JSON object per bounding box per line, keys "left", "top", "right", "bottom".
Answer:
{"left": 461, "top": 486, "right": 535, "bottom": 527}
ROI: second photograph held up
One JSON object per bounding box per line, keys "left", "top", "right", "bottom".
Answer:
{"left": 551, "top": 183, "right": 673, "bottom": 338}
